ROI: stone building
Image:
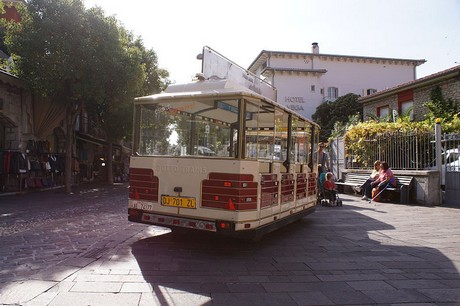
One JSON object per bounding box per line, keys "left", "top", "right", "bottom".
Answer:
{"left": 358, "top": 65, "right": 460, "bottom": 120}
{"left": 0, "top": 70, "right": 32, "bottom": 150}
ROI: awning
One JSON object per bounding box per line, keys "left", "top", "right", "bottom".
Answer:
{"left": 76, "top": 132, "right": 107, "bottom": 147}
{"left": 76, "top": 132, "right": 125, "bottom": 150}
{"left": 0, "top": 112, "right": 17, "bottom": 127}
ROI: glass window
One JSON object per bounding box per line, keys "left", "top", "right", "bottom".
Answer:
{"left": 294, "top": 119, "right": 309, "bottom": 165}
{"left": 400, "top": 100, "right": 414, "bottom": 120}
{"left": 256, "top": 102, "right": 275, "bottom": 161}
{"left": 135, "top": 100, "right": 236, "bottom": 157}
{"left": 327, "top": 87, "right": 338, "bottom": 100}
{"left": 274, "top": 109, "right": 289, "bottom": 162}
{"left": 245, "top": 100, "right": 260, "bottom": 160}
{"left": 378, "top": 106, "right": 390, "bottom": 119}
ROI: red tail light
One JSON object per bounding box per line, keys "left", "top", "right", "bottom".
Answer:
{"left": 129, "top": 168, "right": 159, "bottom": 201}
{"left": 217, "top": 221, "right": 232, "bottom": 229}
{"left": 201, "top": 173, "right": 258, "bottom": 210}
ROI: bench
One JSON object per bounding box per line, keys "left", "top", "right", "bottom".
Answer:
{"left": 335, "top": 173, "right": 369, "bottom": 194}
{"left": 385, "top": 176, "right": 415, "bottom": 204}
{"left": 336, "top": 172, "right": 415, "bottom": 204}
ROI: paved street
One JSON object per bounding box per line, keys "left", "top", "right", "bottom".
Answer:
{"left": 0, "top": 184, "right": 460, "bottom": 305}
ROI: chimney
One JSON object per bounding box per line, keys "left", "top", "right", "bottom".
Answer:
{"left": 311, "top": 42, "right": 319, "bottom": 54}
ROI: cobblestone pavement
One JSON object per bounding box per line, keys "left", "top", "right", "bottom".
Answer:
{"left": 0, "top": 185, "right": 459, "bottom": 305}
{"left": 0, "top": 183, "right": 139, "bottom": 283}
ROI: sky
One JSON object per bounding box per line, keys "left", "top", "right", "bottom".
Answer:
{"left": 84, "top": 0, "right": 460, "bottom": 85}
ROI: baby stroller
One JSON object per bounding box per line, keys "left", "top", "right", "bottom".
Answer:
{"left": 317, "top": 171, "right": 343, "bottom": 207}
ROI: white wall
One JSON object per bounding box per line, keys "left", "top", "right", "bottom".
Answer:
{"left": 264, "top": 54, "right": 417, "bottom": 119}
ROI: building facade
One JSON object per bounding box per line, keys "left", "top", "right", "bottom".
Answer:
{"left": 0, "top": 68, "right": 128, "bottom": 193}
{"left": 248, "top": 42, "right": 426, "bottom": 119}
{"left": 358, "top": 65, "right": 460, "bottom": 121}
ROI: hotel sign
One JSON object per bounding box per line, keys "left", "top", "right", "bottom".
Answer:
{"left": 285, "top": 96, "right": 305, "bottom": 111}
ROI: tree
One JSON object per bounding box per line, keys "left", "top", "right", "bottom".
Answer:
{"left": 0, "top": 2, "right": 7, "bottom": 57}
{"left": 82, "top": 8, "right": 143, "bottom": 185}
{"left": 84, "top": 8, "right": 170, "bottom": 184}
{"left": 135, "top": 38, "right": 169, "bottom": 95}
{"left": 312, "top": 93, "right": 362, "bottom": 142}
{"left": 3, "top": 0, "right": 137, "bottom": 192}
{"left": 424, "top": 86, "right": 460, "bottom": 121}
{"left": 81, "top": 6, "right": 170, "bottom": 184}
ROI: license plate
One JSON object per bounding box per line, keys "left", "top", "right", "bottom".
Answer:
{"left": 161, "top": 195, "right": 196, "bottom": 209}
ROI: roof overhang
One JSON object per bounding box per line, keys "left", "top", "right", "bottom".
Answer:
{"left": 261, "top": 68, "right": 327, "bottom": 79}
{"left": 358, "top": 65, "right": 460, "bottom": 104}
{"left": 248, "top": 50, "right": 426, "bottom": 74}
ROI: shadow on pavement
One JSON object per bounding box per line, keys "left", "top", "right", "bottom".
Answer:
{"left": 128, "top": 201, "right": 460, "bottom": 305}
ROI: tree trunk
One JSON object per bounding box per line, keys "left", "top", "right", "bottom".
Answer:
{"left": 64, "top": 100, "right": 79, "bottom": 194}
{"left": 107, "top": 141, "right": 114, "bottom": 185}
{"left": 64, "top": 119, "right": 73, "bottom": 194}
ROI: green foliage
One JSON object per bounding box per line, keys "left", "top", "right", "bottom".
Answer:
{"left": 0, "top": 1, "right": 11, "bottom": 58}
{"left": 133, "top": 38, "right": 170, "bottom": 95}
{"left": 424, "top": 86, "right": 460, "bottom": 121}
{"left": 330, "top": 113, "right": 361, "bottom": 139}
{"left": 3, "top": 0, "right": 169, "bottom": 141}
{"left": 81, "top": 8, "right": 169, "bottom": 143}
{"left": 343, "top": 85, "right": 459, "bottom": 153}
{"left": 343, "top": 114, "right": 460, "bottom": 167}
{"left": 83, "top": 8, "right": 143, "bottom": 142}
{"left": 2, "top": 0, "right": 169, "bottom": 187}
{"left": 4, "top": 0, "right": 96, "bottom": 104}
{"left": 312, "top": 93, "right": 362, "bottom": 142}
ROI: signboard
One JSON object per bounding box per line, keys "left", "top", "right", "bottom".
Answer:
{"left": 201, "top": 46, "right": 277, "bottom": 102}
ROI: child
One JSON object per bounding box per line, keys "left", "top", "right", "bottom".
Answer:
{"left": 323, "top": 172, "right": 338, "bottom": 205}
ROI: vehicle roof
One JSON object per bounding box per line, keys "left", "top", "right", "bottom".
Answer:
{"left": 134, "top": 79, "right": 317, "bottom": 126}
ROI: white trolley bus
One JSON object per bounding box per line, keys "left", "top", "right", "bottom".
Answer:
{"left": 128, "top": 79, "right": 320, "bottom": 239}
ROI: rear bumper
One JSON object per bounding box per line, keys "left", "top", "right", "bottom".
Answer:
{"left": 128, "top": 206, "right": 316, "bottom": 240}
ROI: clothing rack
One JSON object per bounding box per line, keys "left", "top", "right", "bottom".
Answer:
{"left": 1, "top": 150, "right": 66, "bottom": 193}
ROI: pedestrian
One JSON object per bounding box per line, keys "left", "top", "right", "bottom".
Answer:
{"left": 318, "top": 143, "right": 330, "bottom": 173}
{"left": 371, "top": 161, "right": 396, "bottom": 202}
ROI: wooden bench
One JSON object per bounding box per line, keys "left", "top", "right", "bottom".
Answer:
{"left": 336, "top": 172, "right": 415, "bottom": 204}
{"left": 385, "top": 176, "right": 415, "bottom": 204}
{"left": 335, "top": 173, "right": 369, "bottom": 193}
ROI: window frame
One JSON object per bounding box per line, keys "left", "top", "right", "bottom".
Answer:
{"left": 377, "top": 105, "right": 390, "bottom": 119}
{"left": 327, "top": 87, "right": 338, "bottom": 100}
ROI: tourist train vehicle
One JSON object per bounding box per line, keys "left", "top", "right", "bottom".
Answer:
{"left": 127, "top": 77, "right": 321, "bottom": 239}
